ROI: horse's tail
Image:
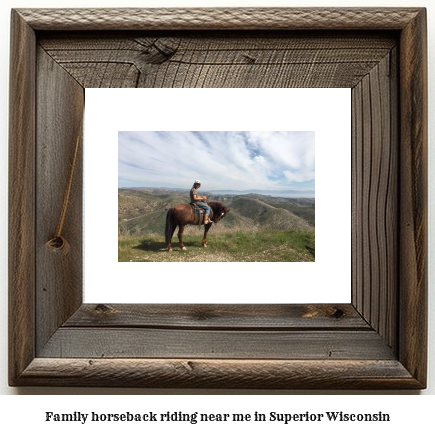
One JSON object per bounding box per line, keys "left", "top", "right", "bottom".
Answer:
{"left": 165, "top": 208, "right": 175, "bottom": 245}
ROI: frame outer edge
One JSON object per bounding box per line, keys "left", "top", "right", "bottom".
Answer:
{"left": 399, "top": 8, "right": 428, "bottom": 387}
{"left": 8, "top": 10, "right": 37, "bottom": 385}
{"left": 7, "top": 7, "right": 428, "bottom": 389}
{"left": 14, "top": 7, "right": 422, "bottom": 31}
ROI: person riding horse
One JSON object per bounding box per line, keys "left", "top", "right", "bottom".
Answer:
{"left": 165, "top": 191, "right": 230, "bottom": 251}
{"left": 190, "top": 180, "right": 211, "bottom": 225}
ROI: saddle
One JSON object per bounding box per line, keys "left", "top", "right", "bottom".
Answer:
{"left": 189, "top": 202, "right": 212, "bottom": 228}
{"left": 189, "top": 202, "right": 206, "bottom": 214}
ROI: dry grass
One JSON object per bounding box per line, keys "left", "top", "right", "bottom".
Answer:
{"left": 119, "top": 230, "right": 315, "bottom": 263}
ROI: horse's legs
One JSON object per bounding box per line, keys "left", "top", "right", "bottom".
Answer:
{"left": 167, "top": 225, "right": 177, "bottom": 252}
{"left": 178, "top": 225, "right": 187, "bottom": 250}
{"left": 202, "top": 222, "right": 212, "bottom": 247}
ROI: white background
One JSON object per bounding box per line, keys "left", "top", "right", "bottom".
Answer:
{"left": 85, "top": 88, "right": 351, "bottom": 304}
{"left": 0, "top": 0, "right": 434, "bottom": 424}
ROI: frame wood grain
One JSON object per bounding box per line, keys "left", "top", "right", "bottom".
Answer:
{"left": 9, "top": 8, "right": 427, "bottom": 389}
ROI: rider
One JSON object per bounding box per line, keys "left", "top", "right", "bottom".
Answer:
{"left": 190, "top": 180, "right": 211, "bottom": 224}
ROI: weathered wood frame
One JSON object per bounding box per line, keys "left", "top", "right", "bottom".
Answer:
{"left": 9, "top": 8, "right": 427, "bottom": 388}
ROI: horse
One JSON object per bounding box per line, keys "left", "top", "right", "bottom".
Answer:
{"left": 165, "top": 201, "right": 230, "bottom": 251}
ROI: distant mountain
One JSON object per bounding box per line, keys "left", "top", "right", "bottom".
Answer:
{"left": 120, "top": 187, "right": 314, "bottom": 197}
{"left": 122, "top": 187, "right": 190, "bottom": 194}
{"left": 210, "top": 189, "right": 315, "bottom": 196}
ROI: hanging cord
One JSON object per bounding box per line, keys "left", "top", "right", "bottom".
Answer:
{"left": 45, "top": 131, "right": 81, "bottom": 255}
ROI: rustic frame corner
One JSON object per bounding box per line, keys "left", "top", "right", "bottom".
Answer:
{"left": 9, "top": 7, "right": 427, "bottom": 389}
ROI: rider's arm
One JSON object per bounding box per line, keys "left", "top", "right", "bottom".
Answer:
{"left": 193, "top": 194, "right": 206, "bottom": 200}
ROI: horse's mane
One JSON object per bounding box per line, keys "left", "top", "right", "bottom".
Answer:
{"left": 208, "top": 201, "right": 225, "bottom": 210}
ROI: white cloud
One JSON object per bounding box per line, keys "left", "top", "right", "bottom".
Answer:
{"left": 284, "top": 170, "right": 315, "bottom": 183}
{"left": 118, "top": 131, "right": 315, "bottom": 191}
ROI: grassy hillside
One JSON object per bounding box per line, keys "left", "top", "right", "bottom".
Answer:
{"left": 118, "top": 190, "right": 187, "bottom": 222}
{"left": 119, "top": 230, "right": 315, "bottom": 262}
{"left": 119, "top": 210, "right": 167, "bottom": 236}
{"left": 230, "top": 197, "right": 312, "bottom": 231}
{"left": 234, "top": 194, "right": 315, "bottom": 226}
{"left": 118, "top": 188, "right": 315, "bottom": 261}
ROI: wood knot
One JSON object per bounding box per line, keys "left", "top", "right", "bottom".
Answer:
{"left": 45, "top": 236, "right": 70, "bottom": 255}
{"left": 332, "top": 308, "right": 345, "bottom": 319}
{"left": 141, "top": 39, "right": 177, "bottom": 64}
{"left": 243, "top": 53, "right": 256, "bottom": 64}
{"left": 193, "top": 309, "right": 218, "bottom": 322}
{"left": 94, "top": 304, "right": 116, "bottom": 314}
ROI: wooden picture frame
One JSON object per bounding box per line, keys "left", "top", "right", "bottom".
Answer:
{"left": 9, "top": 8, "right": 427, "bottom": 389}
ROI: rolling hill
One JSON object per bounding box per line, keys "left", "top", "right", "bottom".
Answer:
{"left": 118, "top": 188, "right": 314, "bottom": 237}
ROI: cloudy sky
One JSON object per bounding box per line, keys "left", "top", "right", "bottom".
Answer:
{"left": 118, "top": 131, "right": 314, "bottom": 193}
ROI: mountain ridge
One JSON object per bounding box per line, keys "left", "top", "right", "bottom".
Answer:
{"left": 119, "top": 188, "right": 314, "bottom": 236}
{"left": 120, "top": 186, "right": 315, "bottom": 197}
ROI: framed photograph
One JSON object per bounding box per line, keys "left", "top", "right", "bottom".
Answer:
{"left": 9, "top": 8, "right": 427, "bottom": 388}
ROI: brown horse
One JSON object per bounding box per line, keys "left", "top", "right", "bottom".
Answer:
{"left": 165, "top": 201, "right": 230, "bottom": 251}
